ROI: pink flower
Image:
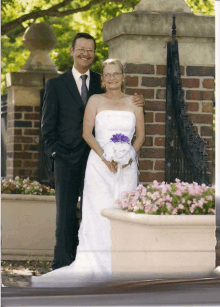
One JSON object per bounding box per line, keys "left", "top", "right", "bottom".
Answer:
{"left": 141, "top": 196, "right": 147, "bottom": 204}
{"left": 208, "top": 208, "right": 215, "bottom": 214}
{"left": 189, "top": 207, "right": 195, "bottom": 214}
{"left": 166, "top": 203, "right": 173, "bottom": 211}
{"left": 152, "top": 180, "right": 159, "bottom": 189}
{"left": 174, "top": 190, "right": 182, "bottom": 197}
{"left": 178, "top": 204, "right": 184, "bottom": 210}
{"left": 144, "top": 207, "right": 150, "bottom": 213}
{"left": 151, "top": 206, "right": 158, "bottom": 213}
{"left": 116, "top": 179, "right": 214, "bottom": 215}
{"left": 189, "top": 204, "right": 196, "bottom": 213}
{"left": 206, "top": 195, "right": 213, "bottom": 201}
{"left": 161, "top": 187, "right": 167, "bottom": 194}
{"left": 188, "top": 187, "right": 195, "bottom": 195}
{"left": 142, "top": 190, "right": 147, "bottom": 197}
{"left": 172, "top": 208, "right": 178, "bottom": 215}
{"left": 136, "top": 184, "right": 145, "bottom": 191}
{"left": 165, "top": 195, "right": 173, "bottom": 202}
{"left": 151, "top": 192, "right": 159, "bottom": 201}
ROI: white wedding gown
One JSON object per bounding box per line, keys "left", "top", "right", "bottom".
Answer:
{"left": 32, "top": 110, "right": 138, "bottom": 287}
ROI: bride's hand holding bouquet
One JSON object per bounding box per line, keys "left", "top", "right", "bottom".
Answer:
{"left": 101, "top": 133, "right": 137, "bottom": 173}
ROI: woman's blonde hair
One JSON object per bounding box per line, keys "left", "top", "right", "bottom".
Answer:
{"left": 101, "top": 59, "right": 126, "bottom": 92}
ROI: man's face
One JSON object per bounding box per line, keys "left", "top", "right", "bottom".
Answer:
{"left": 70, "top": 38, "right": 95, "bottom": 73}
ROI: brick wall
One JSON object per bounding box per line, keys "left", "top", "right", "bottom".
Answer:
{"left": 5, "top": 65, "right": 214, "bottom": 184}
{"left": 125, "top": 63, "right": 214, "bottom": 185}
{"left": 6, "top": 105, "right": 40, "bottom": 180}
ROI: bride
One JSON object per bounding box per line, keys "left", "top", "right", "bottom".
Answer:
{"left": 32, "top": 59, "right": 145, "bottom": 287}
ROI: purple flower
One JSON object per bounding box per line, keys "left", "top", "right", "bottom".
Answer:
{"left": 110, "top": 133, "right": 130, "bottom": 144}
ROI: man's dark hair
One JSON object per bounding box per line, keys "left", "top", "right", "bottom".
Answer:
{"left": 71, "top": 33, "right": 96, "bottom": 50}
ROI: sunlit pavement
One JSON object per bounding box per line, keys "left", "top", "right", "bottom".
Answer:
{"left": 2, "top": 276, "right": 220, "bottom": 306}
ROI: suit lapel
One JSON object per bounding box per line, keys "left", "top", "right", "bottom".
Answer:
{"left": 63, "top": 69, "right": 101, "bottom": 107}
{"left": 88, "top": 71, "right": 101, "bottom": 98}
{"left": 63, "top": 69, "right": 84, "bottom": 106}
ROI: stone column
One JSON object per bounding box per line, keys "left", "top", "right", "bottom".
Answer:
{"left": 5, "top": 22, "right": 59, "bottom": 180}
{"left": 103, "top": 0, "right": 214, "bottom": 185}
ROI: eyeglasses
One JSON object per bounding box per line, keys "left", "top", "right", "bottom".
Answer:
{"left": 74, "top": 48, "right": 95, "bottom": 54}
{"left": 104, "top": 72, "right": 123, "bottom": 79}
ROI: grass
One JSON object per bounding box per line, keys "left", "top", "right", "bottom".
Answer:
{"left": 1, "top": 260, "right": 52, "bottom": 276}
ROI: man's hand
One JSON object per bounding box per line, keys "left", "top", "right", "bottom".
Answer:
{"left": 132, "top": 93, "right": 145, "bottom": 107}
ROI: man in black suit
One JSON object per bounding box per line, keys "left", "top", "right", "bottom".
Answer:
{"left": 41, "top": 33, "right": 143, "bottom": 270}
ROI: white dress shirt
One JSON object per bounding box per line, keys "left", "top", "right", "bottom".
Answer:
{"left": 72, "top": 66, "right": 90, "bottom": 95}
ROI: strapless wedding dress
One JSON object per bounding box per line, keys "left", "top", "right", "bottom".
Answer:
{"left": 32, "top": 110, "right": 138, "bottom": 287}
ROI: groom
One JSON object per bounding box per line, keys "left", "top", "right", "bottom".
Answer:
{"left": 41, "top": 32, "right": 144, "bottom": 270}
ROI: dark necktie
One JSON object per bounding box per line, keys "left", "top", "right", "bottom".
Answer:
{"left": 80, "top": 75, "right": 88, "bottom": 105}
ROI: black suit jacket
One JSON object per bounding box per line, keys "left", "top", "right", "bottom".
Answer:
{"left": 41, "top": 69, "right": 103, "bottom": 164}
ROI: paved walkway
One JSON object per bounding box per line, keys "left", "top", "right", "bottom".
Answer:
{"left": 1, "top": 272, "right": 32, "bottom": 287}
{"left": 2, "top": 267, "right": 220, "bottom": 288}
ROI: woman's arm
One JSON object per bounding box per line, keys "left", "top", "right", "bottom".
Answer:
{"left": 83, "top": 95, "right": 117, "bottom": 173}
{"left": 82, "top": 95, "right": 103, "bottom": 158}
{"left": 133, "top": 105, "right": 145, "bottom": 153}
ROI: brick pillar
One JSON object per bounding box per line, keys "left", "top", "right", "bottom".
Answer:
{"left": 6, "top": 102, "right": 40, "bottom": 179}
{"left": 103, "top": 2, "right": 214, "bottom": 185}
{"left": 5, "top": 23, "right": 59, "bottom": 180}
{"left": 5, "top": 72, "right": 59, "bottom": 180}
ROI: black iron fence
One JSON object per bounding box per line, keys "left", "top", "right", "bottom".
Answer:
{"left": 1, "top": 94, "right": 8, "bottom": 178}
{"left": 37, "top": 75, "right": 55, "bottom": 188}
{"left": 165, "top": 16, "right": 209, "bottom": 185}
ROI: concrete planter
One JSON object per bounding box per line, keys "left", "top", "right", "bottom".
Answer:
{"left": 1, "top": 194, "right": 56, "bottom": 261}
{"left": 101, "top": 209, "right": 216, "bottom": 280}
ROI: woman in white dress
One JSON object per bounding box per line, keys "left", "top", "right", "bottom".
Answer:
{"left": 32, "top": 59, "right": 145, "bottom": 287}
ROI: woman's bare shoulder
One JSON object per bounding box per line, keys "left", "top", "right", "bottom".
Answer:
{"left": 124, "top": 94, "right": 136, "bottom": 109}
{"left": 89, "top": 94, "right": 105, "bottom": 101}
{"left": 123, "top": 94, "right": 131, "bottom": 99}
{"left": 87, "top": 94, "right": 105, "bottom": 107}
{"left": 123, "top": 94, "right": 132, "bottom": 103}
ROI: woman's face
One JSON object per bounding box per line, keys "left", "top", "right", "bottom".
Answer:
{"left": 102, "top": 64, "right": 124, "bottom": 91}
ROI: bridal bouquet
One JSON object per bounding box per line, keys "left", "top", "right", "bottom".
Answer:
{"left": 102, "top": 133, "right": 136, "bottom": 166}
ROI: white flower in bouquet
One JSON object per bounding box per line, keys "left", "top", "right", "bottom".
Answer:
{"left": 103, "top": 133, "right": 136, "bottom": 166}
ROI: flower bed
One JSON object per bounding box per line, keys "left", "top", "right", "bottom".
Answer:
{"left": 101, "top": 179, "right": 216, "bottom": 280}
{"left": 116, "top": 179, "right": 215, "bottom": 215}
{"left": 1, "top": 177, "right": 55, "bottom": 195}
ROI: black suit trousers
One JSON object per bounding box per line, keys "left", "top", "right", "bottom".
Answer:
{"left": 52, "top": 153, "right": 89, "bottom": 270}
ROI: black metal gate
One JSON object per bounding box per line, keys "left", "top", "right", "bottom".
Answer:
{"left": 37, "top": 75, "right": 55, "bottom": 188}
{"left": 1, "top": 94, "right": 8, "bottom": 178}
{"left": 165, "top": 16, "right": 209, "bottom": 185}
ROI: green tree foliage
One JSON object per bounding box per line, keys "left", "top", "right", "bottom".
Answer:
{"left": 1, "top": 0, "right": 215, "bottom": 93}
{"left": 186, "top": 0, "right": 214, "bottom": 15}
{"left": 1, "top": 0, "right": 137, "bottom": 93}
